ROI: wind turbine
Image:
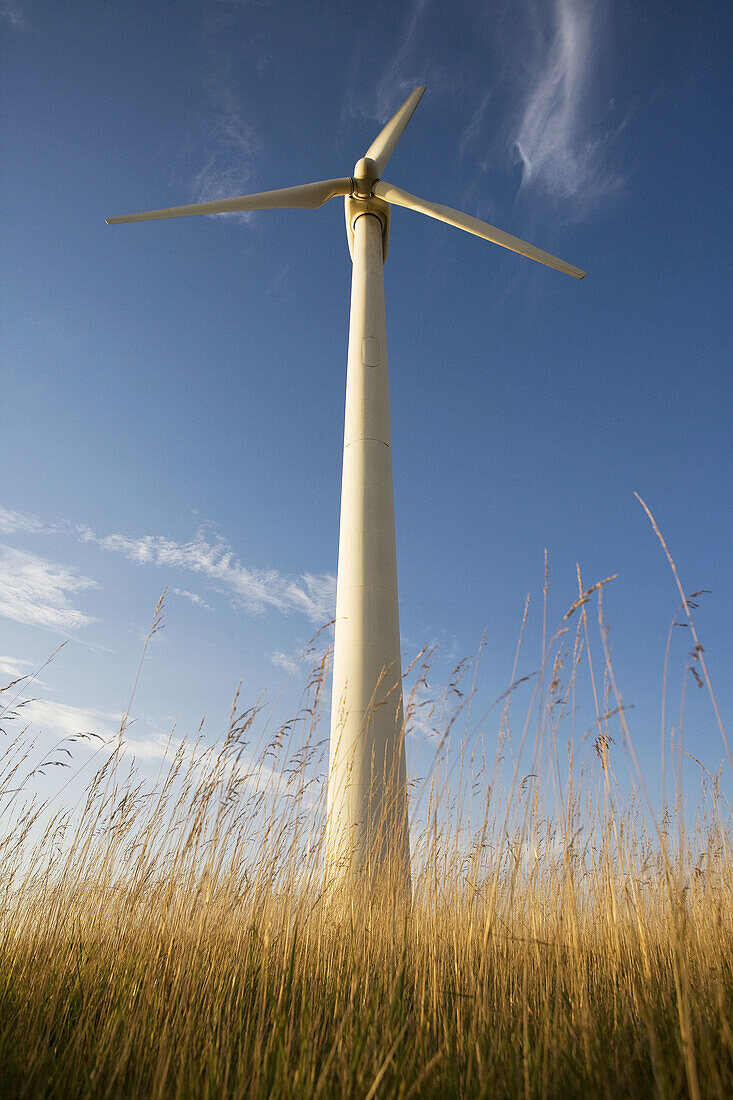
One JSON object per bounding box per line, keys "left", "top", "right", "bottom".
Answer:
{"left": 107, "top": 86, "right": 585, "bottom": 894}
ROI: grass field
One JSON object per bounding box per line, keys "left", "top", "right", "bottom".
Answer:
{"left": 1, "top": 546, "right": 731, "bottom": 1098}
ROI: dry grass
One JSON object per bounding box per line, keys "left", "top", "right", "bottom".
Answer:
{"left": 0, "top": 551, "right": 731, "bottom": 1098}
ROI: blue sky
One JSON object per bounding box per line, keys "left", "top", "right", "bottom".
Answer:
{"left": 1, "top": 0, "right": 731, "bottom": 818}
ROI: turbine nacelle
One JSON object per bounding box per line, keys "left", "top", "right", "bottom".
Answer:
{"left": 345, "top": 158, "right": 390, "bottom": 260}
{"left": 352, "top": 157, "right": 379, "bottom": 198}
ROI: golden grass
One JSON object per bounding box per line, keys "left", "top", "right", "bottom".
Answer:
{"left": 1, "top": 547, "right": 731, "bottom": 1098}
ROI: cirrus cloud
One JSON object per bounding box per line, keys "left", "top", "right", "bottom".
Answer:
{"left": 0, "top": 546, "right": 98, "bottom": 633}
{"left": 76, "top": 525, "right": 335, "bottom": 623}
{"left": 0, "top": 506, "right": 335, "bottom": 626}
{"left": 513, "top": 0, "right": 623, "bottom": 207}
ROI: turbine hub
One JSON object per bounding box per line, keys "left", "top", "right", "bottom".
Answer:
{"left": 352, "top": 157, "right": 378, "bottom": 197}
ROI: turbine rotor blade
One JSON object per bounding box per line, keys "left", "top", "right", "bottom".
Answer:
{"left": 364, "top": 87, "right": 426, "bottom": 177}
{"left": 373, "top": 180, "right": 586, "bottom": 279}
{"left": 106, "top": 178, "right": 353, "bottom": 225}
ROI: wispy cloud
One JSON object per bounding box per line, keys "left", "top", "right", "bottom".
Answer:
{"left": 77, "top": 525, "right": 335, "bottom": 623}
{"left": 405, "top": 679, "right": 442, "bottom": 743}
{"left": 269, "top": 650, "right": 300, "bottom": 676}
{"left": 13, "top": 695, "right": 189, "bottom": 767}
{"left": 0, "top": 654, "right": 35, "bottom": 681}
{"left": 0, "top": 507, "right": 64, "bottom": 536}
{"left": 268, "top": 639, "right": 330, "bottom": 679}
{"left": 459, "top": 90, "right": 492, "bottom": 163}
{"left": 119, "top": 729, "right": 183, "bottom": 762}
{"left": 374, "top": 0, "right": 430, "bottom": 121}
{"left": 20, "top": 698, "right": 120, "bottom": 741}
{"left": 0, "top": 506, "right": 334, "bottom": 625}
{"left": 1, "top": 1, "right": 27, "bottom": 31}
{"left": 191, "top": 80, "right": 261, "bottom": 220}
{"left": 0, "top": 546, "right": 98, "bottom": 633}
{"left": 349, "top": 0, "right": 431, "bottom": 125}
{"left": 512, "top": 0, "right": 622, "bottom": 207}
{"left": 11, "top": 700, "right": 189, "bottom": 778}
{"left": 173, "top": 588, "right": 212, "bottom": 611}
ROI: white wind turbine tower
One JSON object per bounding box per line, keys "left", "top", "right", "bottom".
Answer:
{"left": 107, "top": 87, "right": 585, "bottom": 893}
